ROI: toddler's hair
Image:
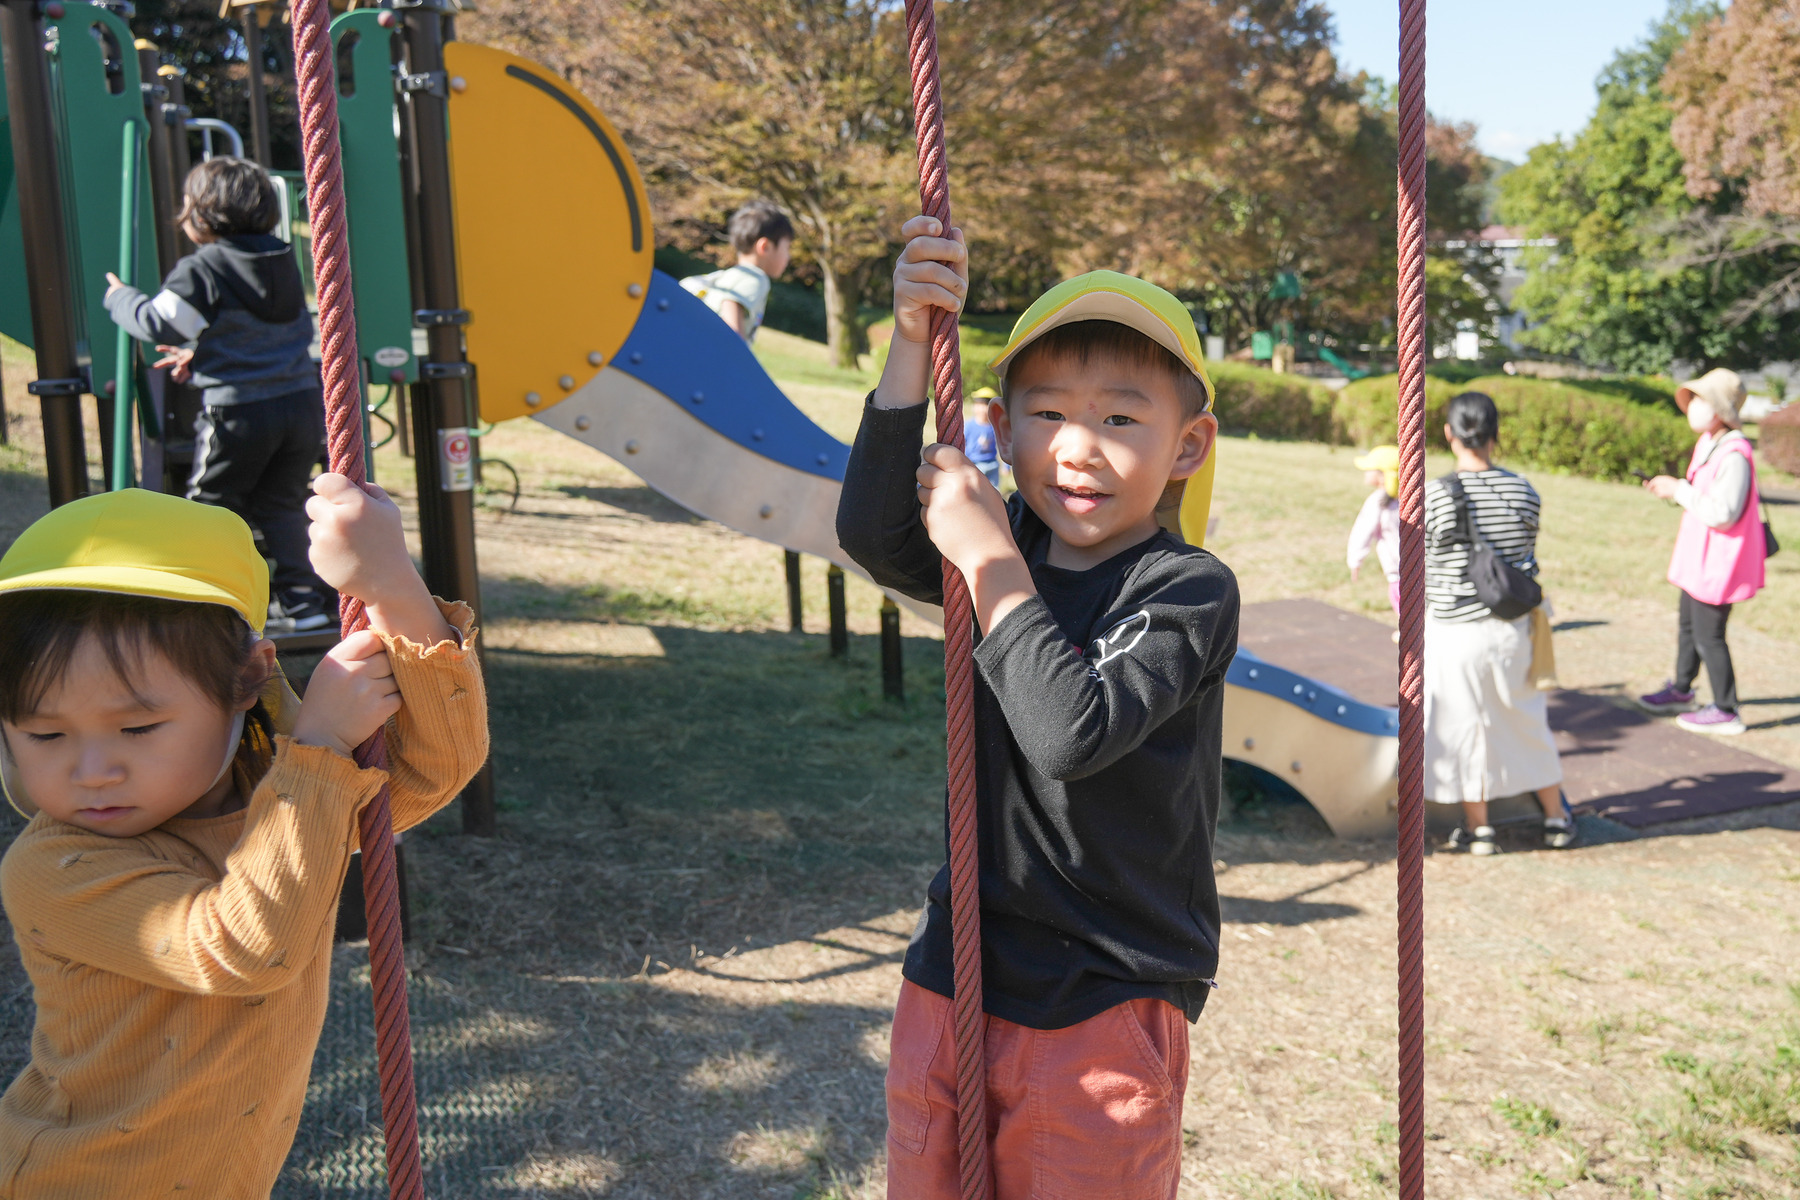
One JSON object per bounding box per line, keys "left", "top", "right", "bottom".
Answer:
{"left": 1447, "top": 391, "right": 1500, "bottom": 449}
{"left": 1003, "top": 320, "right": 1210, "bottom": 419}
{"left": 0, "top": 592, "right": 266, "bottom": 724}
{"left": 728, "top": 200, "right": 795, "bottom": 255}
{"left": 176, "top": 157, "right": 281, "bottom": 239}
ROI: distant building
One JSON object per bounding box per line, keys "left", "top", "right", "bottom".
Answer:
{"left": 1441, "top": 225, "right": 1559, "bottom": 352}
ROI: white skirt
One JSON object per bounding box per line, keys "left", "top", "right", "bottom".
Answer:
{"left": 1424, "top": 613, "right": 1563, "bottom": 804}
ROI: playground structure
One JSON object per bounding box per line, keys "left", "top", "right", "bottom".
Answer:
{"left": 1, "top": 1, "right": 1437, "bottom": 1196}
{"left": 0, "top": 1, "right": 1424, "bottom": 847}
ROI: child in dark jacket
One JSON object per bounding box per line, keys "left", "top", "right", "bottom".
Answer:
{"left": 105, "top": 156, "right": 335, "bottom": 633}
{"left": 838, "top": 216, "right": 1238, "bottom": 1199}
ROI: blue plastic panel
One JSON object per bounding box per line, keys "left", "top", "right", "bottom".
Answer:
{"left": 1227, "top": 647, "right": 1399, "bottom": 738}
{"left": 610, "top": 271, "right": 849, "bottom": 481}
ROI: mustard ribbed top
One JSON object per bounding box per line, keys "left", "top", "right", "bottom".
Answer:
{"left": 0, "top": 601, "right": 488, "bottom": 1198}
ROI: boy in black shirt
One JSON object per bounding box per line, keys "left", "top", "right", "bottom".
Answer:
{"left": 838, "top": 216, "right": 1239, "bottom": 1199}
{"left": 105, "top": 157, "right": 336, "bottom": 633}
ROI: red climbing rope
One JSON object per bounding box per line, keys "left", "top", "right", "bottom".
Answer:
{"left": 1394, "top": 2, "right": 1428, "bottom": 1199}
{"left": 902, "top": 3, "right": 991, "bottom": 1198}
{"left": 290, "top": 2, "right": 426, "bottom": 1197}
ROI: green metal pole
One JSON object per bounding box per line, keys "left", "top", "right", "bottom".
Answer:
{"left": 111, "top": 120, "right": 141, "bottom": 492}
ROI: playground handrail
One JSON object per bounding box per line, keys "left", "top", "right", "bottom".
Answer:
{"left": 110, "top": 120, "right": 139, "bottom": 491}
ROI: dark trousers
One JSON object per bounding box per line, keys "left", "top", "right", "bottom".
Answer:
{"left": 1675, "top": 589, "right": 1737, "bottom": 713}
{"left": 188, "top": 389, "right": 332, "bottom": 610}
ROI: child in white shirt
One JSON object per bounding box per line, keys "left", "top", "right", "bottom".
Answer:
{"left": 680, "top": 200, "right": 794, "bottom": 344}
{"left": 1347, "top": 444, "right": 1402, "bottom": 618}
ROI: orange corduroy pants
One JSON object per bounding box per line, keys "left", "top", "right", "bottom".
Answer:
{"left": 884, "top": 980, "right": 1190, "bottom": 1199}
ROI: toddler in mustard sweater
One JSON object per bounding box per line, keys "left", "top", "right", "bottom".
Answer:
{"left": 0, "top": 479, "right": 488, "bottom": 1197}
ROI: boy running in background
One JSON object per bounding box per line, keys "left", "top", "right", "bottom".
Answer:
{"left": 104, "top": 157, "right": 337, "bottom": 634}
{"left": 838, "top": 216, "right": 1238, "bottom": 1199}
{"left": 680, "top": 200, "right": 795, "bottom": 344}
{"left": 0, "top": 482, "right": 487, "bottom": 1195}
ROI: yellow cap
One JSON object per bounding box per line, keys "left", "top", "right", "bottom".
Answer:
{"left": 989, "top": 271, "right": 1213, "bottom": 412}
{"left": 1354, "top": 445, "right": 1399, "bottom": 473}
{"left": 1355, "top": 445, "right": 1400, "bottom": 499}
{"left": 969, "top": 386, "right": 999, "bottom": 401}
{"left": 0, "top": 490, "right": 270, "bottom": 634}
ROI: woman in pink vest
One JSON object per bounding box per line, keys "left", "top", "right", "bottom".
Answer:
{"left": 1638, "top": 369, "right": 1767, "bottom": 735}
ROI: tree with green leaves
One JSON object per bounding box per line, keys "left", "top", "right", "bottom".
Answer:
{"left": 1499, "top": 1, "right": 1800, "bottom": 372}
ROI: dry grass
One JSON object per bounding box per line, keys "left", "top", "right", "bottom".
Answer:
{"left": 1, "top": 335, "right": 1799, "bottom": 1196}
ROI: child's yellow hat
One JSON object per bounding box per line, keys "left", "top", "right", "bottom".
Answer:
{"left": 988, "top": 271, "right": 1218, "bottom": 548}
{"left": 1354, "top": 445, "right": 1400, "bottom": 499}
{"left": 988, "top": 271, "right": 1214, "bottom": 412}
{"left": 0, "top": 489, "right": 270, "bottom": 634}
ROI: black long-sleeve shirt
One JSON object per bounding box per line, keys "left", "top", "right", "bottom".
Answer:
{"left": 836, "top": 399, "right": 1239, "bottom": 1029}
{"left": 105, "top": 234, "right": 318, "bottom": 406}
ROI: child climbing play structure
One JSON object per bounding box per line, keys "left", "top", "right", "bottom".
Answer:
{"left": 2, "top": 1, "right": 1434, "bottom": 1197}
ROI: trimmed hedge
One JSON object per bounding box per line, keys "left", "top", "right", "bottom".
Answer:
{"left": 1335, "top": 374, "right": 1692, "bottom": 480}
{"left": 1209, "top": 363, "right": 1344, "bottom": 443}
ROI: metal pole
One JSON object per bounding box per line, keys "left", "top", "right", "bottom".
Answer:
{"left": 109, "top": 120, "right": 140, "bottom": 491}
{"left": 137, "top": 41, "right": 180, "bottom": 274}
{"left": 2, "top": 0, "right": 89, "bottom": 508}
{"left": 161, "top": 67, "right": 196, "bottom": 259}
{"left": 394, "top": 1, "right": 493, "bottom": 837}
{"left": 241, "top": 3, "right": 272, "bottom": 167}
{"left": 827, "top": 564, "right": 847, "bottom": 657}
{"left": 880, "top": 596, "right": 903, "bottom": 701}
{"left": 785, "top": 549, "right": 803, "bottom": 632}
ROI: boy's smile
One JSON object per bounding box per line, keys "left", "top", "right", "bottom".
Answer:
{"left": 993, "top": 357, "right": 1215, "bottom": 571}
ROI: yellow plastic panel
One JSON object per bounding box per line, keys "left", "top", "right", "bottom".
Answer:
{"left": 444, "top": 44, "right": 653, "bottom": 422}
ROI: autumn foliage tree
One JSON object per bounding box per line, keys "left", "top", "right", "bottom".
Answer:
{"left": 466, "top": 0, "right": 1501, "bottom": 362}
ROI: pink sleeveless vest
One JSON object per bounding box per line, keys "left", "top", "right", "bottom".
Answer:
{"left": 1667, "top": 433, "right": 1765, "bottom": 606}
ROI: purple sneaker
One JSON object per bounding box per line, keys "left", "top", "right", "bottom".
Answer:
{"left": 1677, "top": 705, "right": 1746, "bottom": 736}
{"left": 1637, "top": 683, "right": 1696, "bottom": 715}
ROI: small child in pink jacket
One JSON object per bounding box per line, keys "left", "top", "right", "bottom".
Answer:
{"left": 1638, "top": 369, "right": 1767, "bottom": 736}
{"left": 1347, "top": 445, "right": 1402, "bottom": 620}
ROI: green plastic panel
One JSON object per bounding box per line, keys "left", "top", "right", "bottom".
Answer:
{"left": 0, "top": 47, "right": 29, "bottom": 348}
{"left": 47, "top": 5, "right": 159, "bottom": 392}
{"left": 332, "top": 10, "right": 417, "bottom": 386}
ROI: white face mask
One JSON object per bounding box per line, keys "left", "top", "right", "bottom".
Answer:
{"left": 1, "top": 709, "right": 248, "bottom": 822}
{"left": 1687, "top": 398, "right": 1718, "bottom": 433}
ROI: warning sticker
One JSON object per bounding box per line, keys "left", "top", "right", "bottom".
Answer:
{"left": 439, "top": 427, "right": 475, "bottom": 492}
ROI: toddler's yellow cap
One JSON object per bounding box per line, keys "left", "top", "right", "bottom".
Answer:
{"left": 0, "top": 490, "right": 270, "bottom": 634}
{"left": 1353, "top": 445, "right": 1400, "bottom": 473}
{"left": 989, "top": 271, "right": 1213, "bottom": 411}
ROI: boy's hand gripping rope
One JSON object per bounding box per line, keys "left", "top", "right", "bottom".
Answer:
{"left": 903, "top": 3, "right": 992, "bottom": 1198}
{"left": 291, "top": 1, "right": 427, "bottom": 1196}
{"left": 1395, "top": 2, "right": 1428, "bottom": 1199}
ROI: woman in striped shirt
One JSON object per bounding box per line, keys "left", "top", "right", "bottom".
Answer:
{"left": 1423, "top": 392, "right": 1573, "bottom": 856}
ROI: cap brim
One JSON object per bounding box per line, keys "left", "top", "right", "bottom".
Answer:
{"left": 0, "top": 566, "right": 265, "bottom": 634}
{"left": 991, "top": 291, "right": 1209, "bottom": 407}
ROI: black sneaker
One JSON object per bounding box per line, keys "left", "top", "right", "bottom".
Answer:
{"left": 1447, "top": 826, "right": 1499, "bottom": 855}
{"left": 1544, "top": 790, "right": 1578, "bottom": 849}
{"left": 268, "top": 593, "right": 337, "bottom": 635}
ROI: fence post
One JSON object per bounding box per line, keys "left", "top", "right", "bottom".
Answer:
{"left": 880, "top": 596, "right": 903, "bottom": 701}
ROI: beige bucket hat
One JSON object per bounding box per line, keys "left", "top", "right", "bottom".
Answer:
{"left": 1676, "top": 368, "right": 1747, "bottom": 429}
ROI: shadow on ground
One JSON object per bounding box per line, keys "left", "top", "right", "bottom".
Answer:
{"left": 288, "top": 615, "right": 954, "bottom": 1196}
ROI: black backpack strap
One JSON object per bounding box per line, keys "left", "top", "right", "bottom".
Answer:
{"left": 1439, "top": 473, "right": 1476, "bottom": 547}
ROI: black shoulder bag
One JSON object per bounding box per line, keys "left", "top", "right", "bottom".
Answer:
{"left": 1441, "top": 474, "right": 1543, "bottom": 620}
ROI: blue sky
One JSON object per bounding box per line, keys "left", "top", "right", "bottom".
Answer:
{"left": 1327, "top": 0, "right": 1675, "bottom": 161}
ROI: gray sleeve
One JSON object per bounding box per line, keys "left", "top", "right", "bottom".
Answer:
{"left": 1675, "top": 452, "right": 1751, "bottom": 530}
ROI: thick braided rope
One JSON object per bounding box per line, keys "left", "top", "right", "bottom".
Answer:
{"left": 902, "top": 4, "right": 991, "bottom": 1198}
{"left": 1395, "top": 3, "right": 1428, "bottom": 1199}
{"left": 290, "top": 2, "right": 427, "bottom": 1197}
